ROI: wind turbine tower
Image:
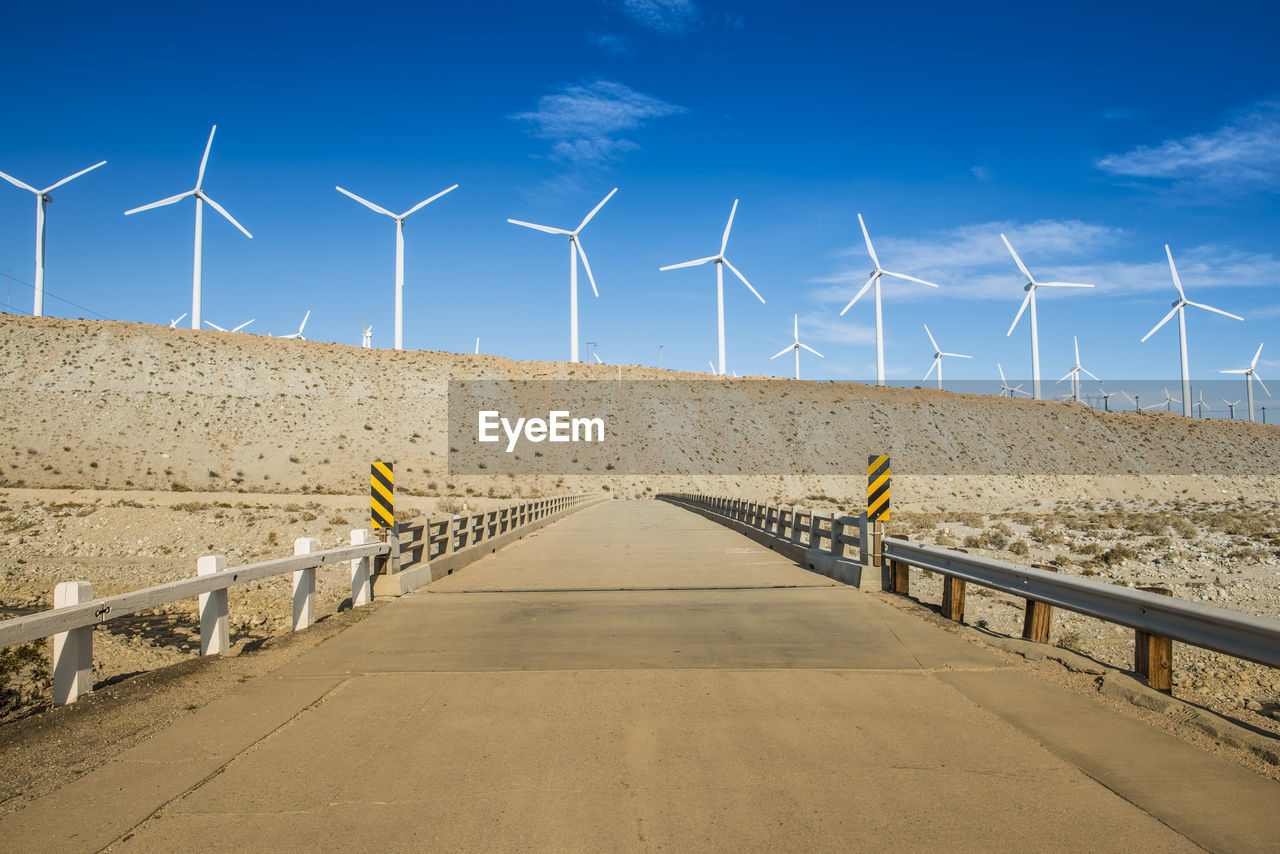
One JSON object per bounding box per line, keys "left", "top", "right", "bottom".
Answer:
{"left": 337, "top": 182, "right": 457, "bottom": 351}
{"left": 1141, "top": 245, "right": 1243, "bottom": 416}
{"left": 661, "top": 199, "right": 766, "bottom": 376}
{"left": 508, "top": 188, "right": 616, "bottom": 362}
{"left": 1002, "top": 234, "right": 1094, "bottom": 400}
{"left": 0, "top": 159, "right": 106, "bottom": 316}
{"left": 125, "top": 126, "right": 251, "bottom": 330}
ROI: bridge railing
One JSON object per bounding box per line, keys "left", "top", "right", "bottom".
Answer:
{"left": 383, "top": 493, "right": 607, "bottom": 587}
{"left": 658, "top": 492, "right": 865, "bottom": 556}
{"left": 659, "top": 492, "right": 1280, "bottom": 688}
{"left": 0, "top": 533, "right": 390, "bottom": 706}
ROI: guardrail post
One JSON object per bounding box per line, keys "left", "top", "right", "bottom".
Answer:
{"left": 888, "top": 537, "right": 909, "bottom": 595}
{"left": 1135, "top": 586, "right": 1174, "bottom": 694}
{"left": 791, "top": 506, "right": 804, "bottom": 544}
{"left": 52, "top": 581, "right": 93, "bottom": 706}
{"left": 858, "top": 513, "right": 869, "bottom": 564}
{"left": 292, "top": 538, "right": 319, "bottom": 631}
{"left": 941, "top": 574, "right": 965, "bottom": 623}
{"left": 197, "top": 555, "right": 230, "bottom": 656}
{"left": 831, "top": 516, "right": 846, "bottom": 558}
{"left": 350, "top": 529, "right": 373, "bottom": 607}
{"left": 1022, "top": 564, "right": 1058, "bottom": 643}
{"left": 871, "top": 521, "right": 884, "bottom": 568}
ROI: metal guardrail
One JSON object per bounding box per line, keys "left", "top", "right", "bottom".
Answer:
{"left": 661, "top": 491, "right": 1280, "bottom": 679}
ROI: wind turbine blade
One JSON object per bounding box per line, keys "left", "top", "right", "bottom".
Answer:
{"left": 839, "top": 275, "right": 876, "bottom": 316}
{"left": 593, "top": 353, "right": 603, "bottom": 364}
{"left": 1220, "top": 369, "right": 1248, "bottom": 375}
{"left": 723, "top": 258, "right": 765, "bottom": 303}
{"left": 1037, "top": 282, "right": 1095, "bottom": 288}
{"left": 1001, "top": 233, "right": 1033, "bottom": 281}
{"left": 169, "top": 312, "right": 187, "bottom": 327}
{"left": 709, "top": 360, "right": 717, "bottom": 373}
{"left": 799, "top": 343, "right": 824, "bottom": 357}
{"left": 1252, "top": 342, "right": 1265, "bottom": 369}
{"left": 1165, "top": 244, "right": 1185, "bottom": 299}
{"left": 881, "top": 270, "right": 940, "bottom": 288}
{"left": 576, "top": 187, "right": 618, "bottom": 232}
{"left": 0, "top": 170, "right": 37, "bottom": 193}
{"left": 1081, "top": 368, "right": 1101, "bottom": 382}
{"left": 1186, "top": 301, "right": 1244, "bottom": 322}
{"left": 944, "top": 353, "right": 973, "bottom": 359}
{"left": 204, "top": 320, "right": 227, "bottom": 332}
{"left": 1012, "top": 386, "right": 1031, "bottom": 397}
{"left": 1057, "top": 370, "right": 1073, "bottom": 383}
{"left": 125, "top": 190, "right": 194, "bottom": 215}
{"left": 1256, "top": 374, "right": 1271, "bottom": 397}
{"left": 1120, "top": 391, "right": 1134, "bottom": 403}
{"left": 858, "top": 213, "right": 881, "bottom": 270}
{"left": 924, "top": 359, "right": 938, "bottom": 381}
{"left": 770, "top": 345, "right": 793, "bottom": 360}
{"left": 298, "top": 310, "right": 310, "bottom": 335}
{"left": 1141, "top": 305, "right": 1180, "bottom": 342}
{"left": 44, "top": 160, "right": 107, "bottom": 192}
{"left": 336, "top": 186, "right": 396, "bottom": 218}
{"left": 577, "top": 240, "right": 600, "bottom": 298}
{"left": 720, "top": 199, "right": 739, "bottom": 255}
{"left": 1007, "top": 290, "right": 1032, "bottom": 336}
{"left": 401, "top": 184, "right": 459, "bottom": 218}
{"left": 508, "top": 218, "right": 570, "bottom": 235}
{"left": 923, "top": 323, "right": 939, "bottom": 352}
{"left": 660, "top": 256, "right": 717, "bottom": 271}
{"left": 998, "top": 362, "right": 1008, "bottom": 385}
{"left": 1074, "top": 336, "right": 1080, "bottom": 365}
{"left": 196, "top": 125, "right": 216, "bottom": 187}
{"left": 198, "top": 192, "right": 252, "bottom": 238}
{"left": 232, "top": 319, "right": 255, "bottom": 332}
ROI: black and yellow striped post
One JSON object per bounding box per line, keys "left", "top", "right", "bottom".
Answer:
{"left": 370, "top": 462, "right": 394, "bottom": 529}
{"left": 867, "top": 455, "right": 890, "bottom": 567}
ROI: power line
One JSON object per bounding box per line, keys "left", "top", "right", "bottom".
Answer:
{"left": 0, "top": 268, "right": 108, "bottom": 320}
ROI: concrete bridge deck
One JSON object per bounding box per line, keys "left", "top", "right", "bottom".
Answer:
{"left": 4, "top": 499, "right": 1279, "bottom": 851}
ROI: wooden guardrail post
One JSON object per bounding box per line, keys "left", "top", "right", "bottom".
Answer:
{"left": 197, "top": 555, "right": 230, "bottom": 656}
{"left": 52, "top": 581, "right": 93, "bottom": 706}
{"left": 941, "top": 576, "right": 965, "bottom": 623}
{"left": 886, "top": 536, "right": 909, "bottom": 595}
{"left": 1135, "top": 586, "right": 1174, "bottom": 693}
{"left": 1022, "top": 564, "right": 1058, "bottom": 643}
{"left": 292, "top": 538, "right": 319, "bottom": 630}
{"left": 350, "top": 529, "right": 373, "bottom": 607}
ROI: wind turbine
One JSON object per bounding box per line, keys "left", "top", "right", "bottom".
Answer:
{"left": 361, "top": 318, "right": 373, "bottom": 349}
{"left": 1194, "top": 391, "right": 1212, "bottom": 418}
{"left": 922, "top": 324, "right": 971, "bottom": 389}
{"left": 1003, "top": 234, "right": 1094, "bottom": 401}
{"left": 337, "top": 183, "right": 456, "bottom": 351}
{"left": 1223, "top": 399, "right": 1241, "bottom": 420}
{"left": 0, "top": 159, "right": 106, "bottom": 317}
{"left": 1056, "top": 336, "right": 1100, "bottom": 402}
{"left": 997, "top": 363, "right": 1030, "bottom": 398}
{"left": 1143, "top": 388, "right": 1180, "bottom": 411}
{"left": 1098, "top": 387, "right": 1125, "bottom": 411}
{"left": 660, "top": 199, "right": 765, "bottom": 375}
{"left": 1220, "top": 343, "right": 1269, "bottom": 423}
{"left": 168, "top": 313, "right": 188, "bottom": 328}
{"left": 508, "top": 188, "right": 616, "bottom": 363}
{"left": 839, "top": 213, "right": 940, "bottom": 385}
{"left": 280, "top": 310, "right": 310, "bottom": 340}
{"left": 125, "top": 126, "right": 251, "bottom": 330}
{"left": 770, "top": 314, "right": 823, "bottom": 379}
{"left": 204, "top": 318, "right": 254, "bottom": 333}
{"left": 1141, "top": 245, "right": 1243, "bottom": 416}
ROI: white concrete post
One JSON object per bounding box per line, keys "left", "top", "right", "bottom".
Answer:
{"left": 52, "top": 581, "right": 93, "bottom": 706}
{"left": 858, "top": 513, "right": 870, "bottom": 565}
{"left": 197, "top": 555, "right": 230, "bottom": 656}
{"left": 350, "top": 529, "right": 372, "bottom": 607}
{"left": 293, "top": 538, "right": 319, "bottom": 630}
{"left": 792, "top": 506, "right": 805, "bottom": 544}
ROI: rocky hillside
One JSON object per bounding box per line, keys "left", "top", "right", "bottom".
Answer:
{"left": 1, "top": 315, "right": 1277, "bottom": 507}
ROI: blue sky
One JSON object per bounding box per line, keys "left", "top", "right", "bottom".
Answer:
{"left": 2, "top": 0, "right": 1279, "bottom": 400}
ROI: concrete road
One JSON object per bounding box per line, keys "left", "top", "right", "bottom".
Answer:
{"left": 4, "top": 500, "right": 1278, "bottom": 852}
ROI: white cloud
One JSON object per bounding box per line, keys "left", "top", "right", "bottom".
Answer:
{"left": 1096, "top": 101, "right": 1280, "bottom": 193}
{"left": 811, "top": 219, "right": 1280, "bottom": 310}
{"left": 589, "top": 33, "right": 630, "bottom": 55}
{"left": 510, "top": 80, "right": 684, "bottom": 168}
{"left": 611, "top": 0, "right": 701, "bottom": 34}
{"left": 796, "top": 311, "right": 876, "bottom": 347}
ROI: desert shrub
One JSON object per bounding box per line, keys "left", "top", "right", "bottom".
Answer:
{"left": 1059, "top": 632, "right": 1084, "bottom": 652}
{"left": 1008, "top": 540, "right": 1029, "bottom": 557}
{"left": 1101, "top": 545, "right": 1137, "bottom": 566}
{"left": 1075, "top": 542, "right": 1103, "bottom": 557}
{"left": 1170, "top": 517, "right": 1198, "bottom": 538}
{"left": 437, "top": 496, "right": 464, "bottom": 515}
